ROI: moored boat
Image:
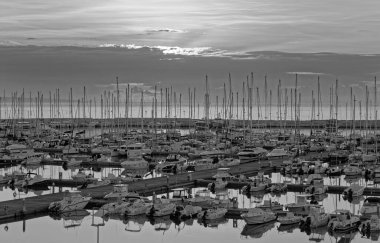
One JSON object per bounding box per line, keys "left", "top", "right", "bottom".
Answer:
{"left": 241, "top": 208, "right": 277, "bottom": 225}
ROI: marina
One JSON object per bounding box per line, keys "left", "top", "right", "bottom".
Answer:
{"left": 3, "top": 1, "right": 380, "bottom": 242}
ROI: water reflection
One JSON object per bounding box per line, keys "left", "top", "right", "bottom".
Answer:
{"left": 241, "top": 221, "right": 276, "bottom": 239}
{"left": 1, "top": 169, "right": 380, "bottom": 242}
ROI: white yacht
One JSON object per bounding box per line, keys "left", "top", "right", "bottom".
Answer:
{"left": 328, "top": 210, "right": 360, "bottom": 232}
{"left": 300, "top": 205, "right": 330, "bottom": 228}
{"left": 286, "top": 195, "right": 311, "bottom": 212}
{"left": 185, "top": 158, "right": 219, "bottom": 172}
{"left": 266, "top": 148, "right": 290, "bottom": 163}
{"left": 121, "top": 157, "right": 148, "bottom": 170}
{"left": 343, "top": 163, "right": 363, "bottom": 176}
{"left": 121, "top": 198, "right": 153, "bottom": 216}
{"left": 198, "top": 207, "right": 228, "bottom": 220}
{"left": 304, "top": 176, "right": 328, "bottom": 195}
{"left": 146, "top": 198, "right": 176, "bottom": 217}
{"left": 21, "top": 152, "right": 44, "bottom": 166}
{"left": 342, "top": 183, "right": 365, "bottom": 198}
{"left": 241, "top": 208, "right": 277, "bottom": 225}
{"left": 360, "top": 197, "right": 380, "bottom": 216}
{"left": 238, "top": 147, "right": 267, "bottom": 163}
{"left": 218, "top": 157, "right": 240, "bottom": 167}
{"left": 171, "top": 205, "right": 203, "bottom": 219}
{"left": 49, "top": 193, "right": 91, "bottom": 212}
{"left": 277, "top": 212, "right": 302, "bottom": 225}
{"left": 187, "top": 189, "right": 214, "bottom": 207}
{"left": 125, "top": 143, "right": 152, "bottom": 158}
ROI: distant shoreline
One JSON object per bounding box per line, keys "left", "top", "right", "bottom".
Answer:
{"left": 1, "top": 117, "right": 378, "bottom": 130}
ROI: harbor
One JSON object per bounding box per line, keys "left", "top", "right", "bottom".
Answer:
{"left": 3, "top": 1, "right": 380, "bottom": 242}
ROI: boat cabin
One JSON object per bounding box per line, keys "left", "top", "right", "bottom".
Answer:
{"left": 194, "top": 189, "right": 211, "bottom": 198}
{"left": 212, "top": 168, "right": 234, "bottom": 181}
{"left": 334, "top": 209, "right": 353, "bottom": 220}
{"left": 295, "top": 195, "right": 309, "bottom": 205}
{"left": 172, "top": 188, "right": 190, "bottom": 199}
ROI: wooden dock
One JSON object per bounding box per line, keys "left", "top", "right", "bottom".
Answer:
{"left": 0, "top": 160, "right": 274, "bottom": 224}
{"left": 2, "top": 158, "right": 379, "bottom": 226}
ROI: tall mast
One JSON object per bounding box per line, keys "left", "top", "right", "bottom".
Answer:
{"left": 335, "top": 79, "right": 338, "bottom": 133}
{"left": 264, "top": 75, "right": 267, "bottom": 121}
{"left": 116, "top": 77, "right": 120, "bottom": 132}
{"left": 294, "top": 74, "right": 298, "bottom": 138}
{"left": 374, "top": 76, "right": 378, "bottom": 158}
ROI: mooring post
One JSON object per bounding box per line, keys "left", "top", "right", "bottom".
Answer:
{"left": 152, "top": 192, "right": 156, "bottom": 203}
{"left": 22, "top": 198, "right": 26, "bottom": 213}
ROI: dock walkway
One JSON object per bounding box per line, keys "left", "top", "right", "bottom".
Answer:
{"left": 0, "top": 160, "right": 275, "bottom": 224}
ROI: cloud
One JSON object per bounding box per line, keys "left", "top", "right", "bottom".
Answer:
{"left": 98, "top": 43, "right": 228, "bottom": 57}
{"left": 0, "top": 40, "right": 23, "bottom": 46}
{"left": 286, "top": 72, "right": 325, "bottom": 75}
{"left": 146, "top": 28, "right": 187, "bottom": 33}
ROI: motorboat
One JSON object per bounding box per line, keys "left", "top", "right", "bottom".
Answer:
{"left": 362, "top": 215, "right": 380, "bottom": 232}
{"left": 360, "top": 197, "right": 380, "bottom": 216}
{"left": 237, "top": 147, "right": 267, "bottom": 163}
{"left": 241, "top": 208, "right": 277, "bottom": 225}
{"left": 187, "top": 189, "right": 214, "bottom": 207}
{"left": 120, "top": 157, "right": 149, "bottom": 170}
{"left": 242, "top": 173, "right": 271, "bottom": 193}
{"left": 266, "top": 183, "right": 287, "bottom": 193}
{"left": 21, "top": 152, "right": 44, "bottom": 166}
{"left": 184, "top": 158, "right": 219, "bottom": 172}
{"left": 71, "top": 170, "right": 96, "bottom": 182}
{"left": 207, "top": 168, "right": 234, "bottom": 191}
{"left": 156, "top": 154, "right": 187, "bottom": 172}
{"left": 343, "top": 163, "right": 363, "bottom": 176}
{"left": 286, "top": 195, "right": 311, "bottom": 212}
{"left": 170, "top": 188, "right": 191, "bottom": 203}
{"left": 266, "top": 148, "right": 290, "bottom": 163}
{"left": 277, "top": 212, "right": 302, "bottom": 225}
{"left": 14, "top": 174, "right": 48, "bottom": 188}
{"left": 146, "top": 198, "right": 176, "bottom": 217}
{"left": 95, "top": 199, "right": 131, "bottom": 217}
{"left": 171, "top": 205, "right": 202, "bottom": 220}
{"left": 104, "top": 184, "right": 139, "bottom": 199}
{"left": 110, "top": 144, "right": 129, "bottom": 157}
{"left": 218, "top": 157, "right": 240, "bottom": 167}
{"left": 328, "top": 210, "right": 360, "bottom": 232}
{"left": 300, "top": 205, "right": 330, "bottom": 228}
{"left": 125, "top": 143, "right": 151, "bottom": 158}
{"left": 78, "top": 179, "right": 111, "bottom": 189}
{"left": 198, "top": 207, "right": 228, "bottom": 220}
{"left": 256, "top": 199, "right": 283, "bottom": 211}
{"left": 327, "top": 166, "right": 342, "bottom": 176}
{"left": 101, "top": 173, "right": 138, "bottom": 184}
{"left": 342, "top": 183, "right": 365, "bottom": 198}
{"left": 2, "top": 171, "right": 26, "bottom": 185}
{"left": 304, "top": 176, "right": 328, "bottom": 195}
{"left": 49, "top": 192, "right": 91, "bottom": 212}
{"left": 211, "top": 191, "right": 234, "bottom": 208}
{"left": 121, "top": 197, "right": 153, "bottom": 216}
{"left": 208, "top": 177, "right": 228, "bottom": 191}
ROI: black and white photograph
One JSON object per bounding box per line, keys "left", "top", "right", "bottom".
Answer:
{"left": 1, "top": 1, "right": 380, "bottom": 242}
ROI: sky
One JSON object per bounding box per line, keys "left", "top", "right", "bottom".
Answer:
{"left": 1, "top": 0, "right": 380, "bottom": 54}
{"left": 1, "top": 0, "right": 380, "bottom": 112}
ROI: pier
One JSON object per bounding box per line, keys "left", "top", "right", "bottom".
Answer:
{"left": 0, "top": 160, "right": 280, "bottom": 224}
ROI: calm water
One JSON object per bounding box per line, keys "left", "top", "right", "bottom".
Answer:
{"left": 1, "top": 171, "right": 379, "bottom": 243}
{"left": 0, "top": 187, "right": 376, "bottom": 243}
